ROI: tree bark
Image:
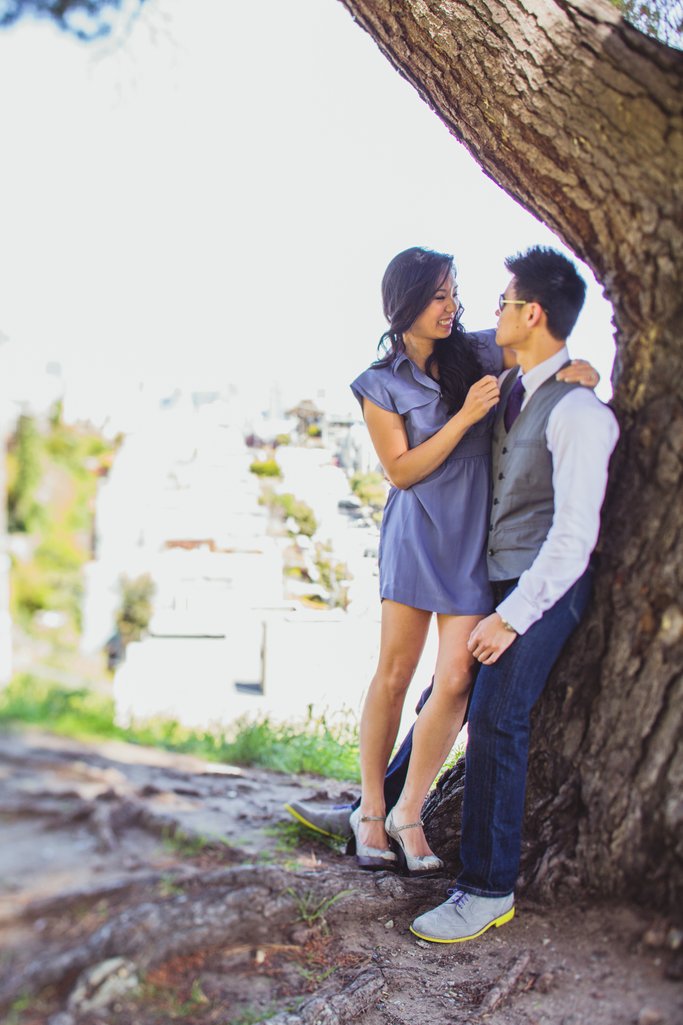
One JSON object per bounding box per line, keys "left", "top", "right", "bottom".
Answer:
{"left": 337, "top": 0, "right": 683, "bottom": 908}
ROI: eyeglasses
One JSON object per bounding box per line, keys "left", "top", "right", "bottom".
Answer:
{"left": 498, "top": 293, "right": 528, "bottom": 311}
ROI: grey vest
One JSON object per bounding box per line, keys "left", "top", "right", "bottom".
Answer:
{"left": 487, "top": 366, "right": 581, "bottom": 581}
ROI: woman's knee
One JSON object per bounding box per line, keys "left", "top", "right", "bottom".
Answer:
{"left": 434, "top": 661, "right": 475, "bottom": 702}
{"left": 374, "top": 658, "right": 418, "bottom": 699}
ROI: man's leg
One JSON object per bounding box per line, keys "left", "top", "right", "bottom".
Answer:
{"left": 285, "top": 680, "right": 433, "bottom": 838}
{"left": 412, "top": 568, "right": 593, "bottom": 941}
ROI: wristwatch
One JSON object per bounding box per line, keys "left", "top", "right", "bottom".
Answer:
{"left": 500, "top": 618, "right": 517, "bottom": 633}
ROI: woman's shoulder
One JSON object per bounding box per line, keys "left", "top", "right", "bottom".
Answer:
{"left": 350, "top": 361, "right": 398, "bottom": 413}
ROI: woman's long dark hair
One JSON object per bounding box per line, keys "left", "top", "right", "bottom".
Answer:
{"left": 373, "top": 246, "right": 484, "bottom": 414}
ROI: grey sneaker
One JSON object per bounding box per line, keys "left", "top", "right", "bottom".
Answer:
{"left": 284, "top": 800, "right": 353, "bottom": 840}
{"left": 410, "top": 888, "right": 514, "bottom": 943}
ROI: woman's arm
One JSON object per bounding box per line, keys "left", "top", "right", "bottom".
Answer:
{"left": 502, "top": 346, "right": 601, "bottom": 388}
{"left": 363, "top": 376, "right": 500, "bottom": 490}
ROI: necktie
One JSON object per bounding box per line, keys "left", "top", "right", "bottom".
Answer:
{"left": 504, "top": 375, "right": 525, "bottom": 432}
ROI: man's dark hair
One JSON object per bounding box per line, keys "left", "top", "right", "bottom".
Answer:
{"left": 504, "top": 246, "right": 587, "bottom": 341}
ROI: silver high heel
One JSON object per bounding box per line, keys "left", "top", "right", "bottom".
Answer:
{"left": 385, "top": 809, "right": 444, "bottom": 877}
{"left": 349, "top": 808, "right": 398, "bottom": 871}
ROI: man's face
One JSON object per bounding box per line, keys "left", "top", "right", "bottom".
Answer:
{"left": 495, "top": 278, "right": 528, "bottom": 350}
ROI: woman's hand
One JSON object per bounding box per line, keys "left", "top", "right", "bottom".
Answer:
{"left": 460, "top": 375, "right": 501, "bottom": 426}
{"left": 556, "top": 359, "right": 600, "bottom": 389}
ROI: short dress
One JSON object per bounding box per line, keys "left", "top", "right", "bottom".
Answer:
{"left": 350, "top": 329, "right": 503, "bottom": 616}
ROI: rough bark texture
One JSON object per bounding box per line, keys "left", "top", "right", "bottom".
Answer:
{"left": 337, "top": 0, "right": 683, "bottom": 908}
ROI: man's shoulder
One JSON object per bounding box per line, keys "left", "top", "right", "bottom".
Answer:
{"left": 554, "top": 385, "right": 616, "bottom": 416}
{"left": 550, "top": 387, "right": 620, "bottom": 441}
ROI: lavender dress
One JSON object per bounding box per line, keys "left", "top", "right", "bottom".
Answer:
{"left": 350, "top": 330, "right": 502, "bottom": 616}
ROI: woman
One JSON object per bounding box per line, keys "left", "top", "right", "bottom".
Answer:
{"left": 349, "top": 246, "right": 595, "bottom": 875}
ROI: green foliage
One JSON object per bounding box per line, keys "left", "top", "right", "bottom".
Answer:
{"left": 274, "top": 433, "right": 291, "bottom": 446}
{"left": 162, "top": 828, "right": 232, "bottom": 858}
{"left": 228, "top": 1006, "right": 281, "bottom": 1025}
{"left": 306, "top": 423, "right": 321, "bottom": 438}
{"left": 270, "top": 492, "right": 318, "bottom": 537}
{"left": 610, "top": 0, "right": 683, "bottom": 48}
{"left": 313, "top": 542, "right": 350, "bottom": 610}
{"left": 7, "top": 415, "right": 43, "bottom": 533}
{"left": 4, "top": 993, "right": 32, "bottom": 1025}
{"left": 0, "top": 676, "right": 361, "bottom": 782}
{"left": 0, "top": 675, "right": 117, "bottom": 736}
{"left": 215, "top": 710, "right": 359, "bottom": 779}
{"left": 35, "top": 530, "right": 84, "bottom": 573}
{"left": 0, "top": 0, "right": 138, "bottom": 42}
{"left": 10, "top": 560, "right": 52, "bottom": 621}
{"left": 116, "top": 574, "right": 155, "bottom": 645}
{"left": 140, "top": 974, "right": 209, "bottom": 1018}
{"left": 285, "top": 886, "right": 353, "bottom": 927}
{"left": 7, "top": 415, "right": 115, "bottom": 632}
{"left": 350, "top": 470, "right": 387, "bottom": 509}
{"left": 249, "top": 457, "right": 282, "bottom": 478}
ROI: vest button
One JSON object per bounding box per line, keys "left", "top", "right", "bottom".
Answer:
{"left": 488, "top": 524, "right": 493, "bottom": 531}
{"left": 488, "top": 548, "right": 495, "bottom": 556}
{"left": 502, "top": 447, "right": 508, "bottom": 454}
{"left": 498, "top": 473, "right": 504, "bottom": 480}
{"left": 493, "top": 498, "right": 499, "bottom": 505}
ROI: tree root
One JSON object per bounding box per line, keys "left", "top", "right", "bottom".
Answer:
{"left": 262, "top": 966, "right": 386, "bottom": 1024}
{"left": 1, "top": 784, "right": 245, "bottom": 861}
{"left": 18, "top": 872, "right": 193, "bottom": 921}
{"left": 0, "top": 864, "right": 434, "bottom": 1011}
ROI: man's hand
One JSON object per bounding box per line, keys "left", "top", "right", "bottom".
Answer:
{"left": 468, "top": 613, "right": 517, "bottom": 664}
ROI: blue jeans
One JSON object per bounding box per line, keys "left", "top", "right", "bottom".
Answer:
{"left": 349, "top": 680, "right": 434, "bottom": 813}
{"left": 457, "top": 567, "right": 594, "bottom": 897}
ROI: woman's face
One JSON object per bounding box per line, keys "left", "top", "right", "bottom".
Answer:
{"left": 407, "top": 269, "right": 459, "bottom": 342}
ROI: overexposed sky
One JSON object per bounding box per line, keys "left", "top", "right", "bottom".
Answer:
{"left": 0, "top": 0, "right": 615, "bottom": 418}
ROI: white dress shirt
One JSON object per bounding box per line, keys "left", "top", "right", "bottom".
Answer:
{"left": 496, "top": 347, "right": 620, "bottom": 635}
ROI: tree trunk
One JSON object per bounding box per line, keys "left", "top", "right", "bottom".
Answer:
{"left": 338, "top": 0, "right": 683, "bottom": 908}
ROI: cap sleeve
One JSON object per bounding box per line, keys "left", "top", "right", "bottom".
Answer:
{"left": 469, "top": 329, "right": 503, "bottom": 376}
{"left": 350, "top": 366, "right": 396, "bottom": 414}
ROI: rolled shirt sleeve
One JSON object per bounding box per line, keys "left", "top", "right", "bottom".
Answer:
{"left": 350, "top": 367, "right": 397, "bottom": 414}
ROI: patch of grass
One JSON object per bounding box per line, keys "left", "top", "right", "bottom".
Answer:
{"left": 158, "top": 875, "right": 184, "bottom": 898}
{"left": 297, "top": 962, "right": 337, "bottom": 986}
{"left": 285, "top": 887, "right": 354, "bottom": 928}
{"left": 265, "top": 819, "right": 342, "bottom": 854}
{"left": 229, "top": 1003, "right": 283, "bottom": 1025}
{"left": 4, "top": 994, "right": 31, "bottom": 1025}
{"left": 0, "top": 675, "right": 117, "bottom": 737}
{"left": 0, "top": 676, "right": 361, "bottom": 782}
{"left": 216, "top": 709, "right": 359, "bottom": 780}
{"left": 162, "top": 829, "right": 232, "bottom": 858}
{"left": 139, "top": 976, "right": 209, "bottom": 1019}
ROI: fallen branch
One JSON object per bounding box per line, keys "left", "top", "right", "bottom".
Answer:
{"left": 479, "top": 950, "right": 533, "bottom": 1015}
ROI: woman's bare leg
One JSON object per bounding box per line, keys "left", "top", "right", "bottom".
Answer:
{"left": 358, "top": 599, "right": 431, "bottom": 849}
{"left": 389, "top": 613, "right": 483, "bottom": 858}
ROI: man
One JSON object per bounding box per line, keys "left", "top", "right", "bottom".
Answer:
{"left": 287, "top": 247, "right": 619, "bottom": 943}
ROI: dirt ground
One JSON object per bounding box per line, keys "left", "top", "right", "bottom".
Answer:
{"left": 0, "top": 727, "right": 680, "bottom": 1025}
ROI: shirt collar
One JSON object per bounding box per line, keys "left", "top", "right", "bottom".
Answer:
{"left": 391, "top": 350, "right": 440, "bottom": 393}
{"left": 519, "top": 346, "right": 569, "bottom": 401}
{"left": 391, "top": 350, "right": 410, "bottom": 374}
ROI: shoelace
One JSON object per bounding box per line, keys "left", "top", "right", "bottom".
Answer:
{"left": 445, "top": 888, "right": 469, "bottom": 908}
